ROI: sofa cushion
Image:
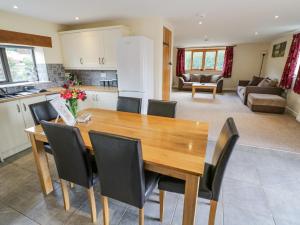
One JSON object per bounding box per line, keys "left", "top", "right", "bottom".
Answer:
{"left": 248, "top": 93, "right": 286, "bottom": 108}
{"left": 182, "top": 73, "right": 190, "bottom": 82}
{"left": 249, "top": 76, "right": 264, "bottom": 86}
{"left": 190, "top": 74, "right": 201, "bottom": 82}
{"left": 210, "top": 74, "right": 222, "bottom": 83}
{"left": 200, "top": 75, "right": 212, "bottom": 83}
{"left": 257, "top": 78, "right": 278, "bottom": 88}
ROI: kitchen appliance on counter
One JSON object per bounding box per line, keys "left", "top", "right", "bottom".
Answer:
{"left": 117, "top": 36, "right": 154, "bottom": 114}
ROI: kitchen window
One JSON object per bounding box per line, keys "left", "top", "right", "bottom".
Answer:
{"left": 185, "top": 48, "right": 225, "bottom": 72}
{"left": 0, "top": 46, "right": 38, "bottom": 83}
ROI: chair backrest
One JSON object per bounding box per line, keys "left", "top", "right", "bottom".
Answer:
{"left": 210, "top": 117, "right": 239, "bottom": 201}
{"left": 89, "top": 131, "right": 146, "bottom": 209}
{"left": 40, "top": 121, "right": 93, "bottom": 188}
{"left": 29, "top": 101, "right": 58, "bottom": 125}
{"left": 147, "top": 99, "right": 177, "bottom": 118}
{"left": 117, "top": 96, "right": 142, "bottom": 114}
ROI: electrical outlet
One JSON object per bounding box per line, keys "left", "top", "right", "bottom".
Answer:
{"left": 100, "top": 73, "right": 106, "bottom": 78}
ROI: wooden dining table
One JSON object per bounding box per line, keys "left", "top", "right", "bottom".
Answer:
{"left": 25, "top": 108, "right": 208, "bottom": 225}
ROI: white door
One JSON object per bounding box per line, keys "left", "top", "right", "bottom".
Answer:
{"left": 20, "top": 96, "right": 46, "bottom": 128}
{"left": 80, "top": 31, "right": 104, "bottom": 68}
{"left": 103, "top": 29, "right": 122, "bottom": 69}
{"left": 60, "top": 32, "right": 82, "bottom": 68}
{"left": 96, "top": 92, "right": 118, "bottom": 110}
{"left": 0, "top": 100, "right": 29, "bottom": 160}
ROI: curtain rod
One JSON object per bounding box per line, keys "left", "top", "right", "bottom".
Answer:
{"left": 181, "top": 45, "right": 237, "bottom": 50}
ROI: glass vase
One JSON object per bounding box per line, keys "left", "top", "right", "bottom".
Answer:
{"left": 68, "top": 99, "right": 78, "bottom": 118}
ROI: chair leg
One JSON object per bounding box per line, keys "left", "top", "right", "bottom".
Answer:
{"left": 101, "top": 196, "right": 109, "bottom": 225}
{"left": 87, "top": 187, "right": 97, "bottom": 223}
{"left": 60, "top": 179, "right": 70, "bottom": 211}
{"left": 139, "top": 208, "right": 144, "bottom": 225}
{"left": 159, "top": 190, "right": 165, "bottom": 222}
{"left": 208, "top": 200, "right": 218, "bottom": 225}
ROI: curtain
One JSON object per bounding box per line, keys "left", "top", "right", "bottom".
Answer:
{"left": 176, "top": 48, "right": 185, "bottom": 76}
{"left": 294, "top": 67, "right": 300, "bottom": 94}
{"left": 222, "top": 46, "right": 234, "bottom": 78}
{"left": 279, "top": 33, "right": 300, "bottom": 89}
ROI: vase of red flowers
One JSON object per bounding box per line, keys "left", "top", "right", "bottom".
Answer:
{"left": 60, "top": 87, "right": 87, "bottom": 118}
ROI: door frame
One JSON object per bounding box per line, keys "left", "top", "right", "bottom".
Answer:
{"left": 162, "top": 27, "right": 172, "bottom": 101}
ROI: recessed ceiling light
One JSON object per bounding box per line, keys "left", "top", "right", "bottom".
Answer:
{"left": 274, "top": 15, "right": 279, "bottom": 19}
{"left": 13, "top": 5, "right": 18, "bottom": 9}
{"left": 198, "top": 21, "right": 203, "bottom": 25}
{"left": 75, "top": 17, "right": 80, "bottom": 20}
{"left": 255, "top": 32, "right": 259, "bottom": 35}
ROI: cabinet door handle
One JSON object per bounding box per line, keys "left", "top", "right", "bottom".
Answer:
{"left": 99, "top": 57, "right": 102, "bottom": 65}
{"left": 80, "top": 58, "right": 84, "bottom": 64}
{"left": 17, "top": 104, "right": 20, "bottom": 113}
{"left": 23, "top": 103, "right": 26, "bottom": 112}
{"left": 102, "top": 57, "right": 105, "bottom": 64}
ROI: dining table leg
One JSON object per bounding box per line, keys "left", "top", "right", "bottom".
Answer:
{"left": 29, "top": 133, "right": 54, "bottom": 195}
{"left": 182, "top": 174, "right": 200, "bottom": 225}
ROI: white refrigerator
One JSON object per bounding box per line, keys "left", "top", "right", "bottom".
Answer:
{"left": 117, "top": 36, "right": 154, "bottom": 114}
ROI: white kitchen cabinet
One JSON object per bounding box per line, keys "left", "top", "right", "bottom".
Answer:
{"left": 78, "top": 91, "right": 98, "bottom": 110}
{"left": 102, "top": 29, "right": 122, "bottom": 69}
{"left": 96, "top": 92, "right": 118, "bottom": 110}
{"left": 20, "top": 96, "right": 46, "bottom": 128}
{"left": 60, "top": 26, "right": 129, "bottom": 70}
{"left": 0, "top": 100, "right": 29, "bottom": 160}
{"left": 78, "top": 91, "right": 118, "bottom": 111}
{"left": 80, "top": 31, "right": 104, "bottom": 68}
{"left": 60, "top": 32, "right": 82, "bottom": 68}
{"left": 0, "top": 95, "right": 46, "bottom": 161}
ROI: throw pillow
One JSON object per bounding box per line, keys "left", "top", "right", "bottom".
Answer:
{"left": 211, "top": 74, "right": 221, "bottom": 83}
{"left": 190, "top": 74, "right": 201, "bottom": 82}
{"left": 200, "top": 75, "right": 212, "bottom": 83}
{"left": 249, "top": 76, "right": 264, "bottom": 86}
{"left": 257, "top": 78, "right": 277, "bottom": 88}
{"left": 181, "top": 73, "right": 190, "bottom": 82}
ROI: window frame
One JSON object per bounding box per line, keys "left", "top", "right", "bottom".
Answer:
{"left": 0, "top": 45, "right": 38, "bottom": 84}
{"left": 185, "top": 48, "right": 225, "bottom": 72}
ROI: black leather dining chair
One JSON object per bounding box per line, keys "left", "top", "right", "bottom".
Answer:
{"left": 147, "top": 99, "right": 177, "bottom": 118}
{"left": 158, "top": 118, "right": 239, "bottom": 225}
{"left": 117, "top": 96, "right": 142, "bottom": 114}
{"left": 41, "top": 121, "right": 97, "bottom": 223}
{"left": 29, "top": 101, "right": 58, "bottom": 154}
{"left": 89, "top": 131, "right": 160, "bottom": 225}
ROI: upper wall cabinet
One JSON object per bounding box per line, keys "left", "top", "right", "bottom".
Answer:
{"left": 60, "top": 26, "right": 129, "bottom": 70}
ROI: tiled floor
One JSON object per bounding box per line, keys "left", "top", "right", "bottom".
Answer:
{"left": 1, "top": 142, "right": 300, "bottom": 225}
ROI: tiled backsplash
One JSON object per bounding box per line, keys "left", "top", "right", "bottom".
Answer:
{"left": 65, "top": 69, "right": 117, "bottom": 86}
{"left": 1, "top": 64, "right": 118, "bottom": 93}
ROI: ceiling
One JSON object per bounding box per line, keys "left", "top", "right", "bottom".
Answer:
{"left": 1, "top": 0, "right": 300, "bottom": 47}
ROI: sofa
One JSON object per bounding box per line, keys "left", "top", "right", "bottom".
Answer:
{"left": 237, "top": 76, "right": 284, "bottom": 105}
{"left": 178, "top": 74, "right": 223, "bottom": 93}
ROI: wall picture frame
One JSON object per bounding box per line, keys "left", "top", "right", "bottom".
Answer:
{"left": 272, "top": 41, "right": 287, "bottom": 57}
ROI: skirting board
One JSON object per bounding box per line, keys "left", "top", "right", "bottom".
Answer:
{"left": 286, "top": 106, "right": 299, "bottom": 120}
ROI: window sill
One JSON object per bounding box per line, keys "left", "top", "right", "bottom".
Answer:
{"left": 0, "top": 81, "right": 51, "bottom": 88}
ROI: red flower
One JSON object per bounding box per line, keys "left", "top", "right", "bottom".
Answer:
{"left": 78, "top": 91, "right": 87, "bottom": 100}
{"left": 60, "top": 88, "right": 86, "bottom": 102}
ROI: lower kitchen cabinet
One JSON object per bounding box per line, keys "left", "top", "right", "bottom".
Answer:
{"left": 78, "top": 91, "right": 118, "bottom": 111}
{"left": 0, "top": 95, "right": 46, "bottom": 161}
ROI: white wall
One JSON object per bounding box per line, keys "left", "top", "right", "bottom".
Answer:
{"left": 0, "top": 10, "right": 64, "bottom": 64}
{"left": 172, "top": 42, "right": 269, "bottom": 89}
{"left": 66, "top": 17, "right": 172, "bottom": 99}
{"left": 264, "top": 33, "right": 300, "bottom": 116}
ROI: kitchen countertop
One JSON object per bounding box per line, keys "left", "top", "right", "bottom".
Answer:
{"left": 0, "top": 85, "right": 118, "bottom": 104}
